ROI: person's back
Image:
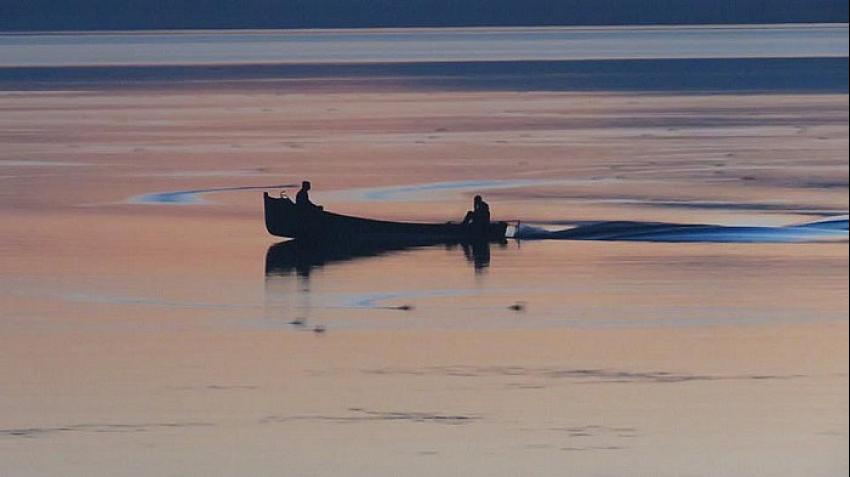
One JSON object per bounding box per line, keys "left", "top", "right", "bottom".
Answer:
{"left": 296, "top": 180, "right": 321, "bottom": 210}
{"left": 462, "top": 195, "right": 490, "bottom": 236}
{"left": 295, "top": 188, "right": 310, "bottom": 206}
{"left": 475, "top": 199, "right": 490, "bottom": 224}
{"left": 473, "top": 198, "right": 490, "bottom": 236}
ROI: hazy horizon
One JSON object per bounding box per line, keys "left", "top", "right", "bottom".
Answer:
{"left": 1, "top": 24, "right": 847, "bottom": 68}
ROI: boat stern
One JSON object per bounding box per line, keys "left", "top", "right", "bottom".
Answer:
{"left": 263, "top": 192, "right": 298, "bottom": 238}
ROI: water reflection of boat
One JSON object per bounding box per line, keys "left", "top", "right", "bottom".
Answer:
{"left": 265, "top": 239, "right": 497, "bottom": 277}
{"left": 263, "top": 192, "right": 508, "bottom": 241}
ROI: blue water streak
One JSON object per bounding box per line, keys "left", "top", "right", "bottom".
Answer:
{"left": 514, "top": 216, "right": 848, "bottom": 243}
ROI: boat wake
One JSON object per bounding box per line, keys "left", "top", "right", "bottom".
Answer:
{"left": 512, "top": 216, "right": 848, "bottom": 243}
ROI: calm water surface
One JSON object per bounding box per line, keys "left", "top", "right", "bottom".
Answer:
{"left": 0, "top": 26, "right": 847, "bottom": 477}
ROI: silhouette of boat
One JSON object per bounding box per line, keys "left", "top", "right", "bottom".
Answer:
{"left": 264, "top": 192, "right": 508, "bottom": 241}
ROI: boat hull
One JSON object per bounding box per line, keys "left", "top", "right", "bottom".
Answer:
{"left": 263, "top": 192, "right": 508, "bottom": 242}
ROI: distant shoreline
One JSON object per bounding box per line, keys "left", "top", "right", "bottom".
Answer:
{"left": 1, "top": 58, "right": 847, "bottom": 94}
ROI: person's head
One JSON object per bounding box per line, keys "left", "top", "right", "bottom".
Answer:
{"left": 302, "top": 180, "right": 311, "bottom": 191}
{"left": 474, "top": 195, "right": 483, "bottom": 205}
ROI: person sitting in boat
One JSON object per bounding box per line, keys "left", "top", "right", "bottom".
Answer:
{"left": 296, "top": 181, "right": 323, "bottom": 210}
{"left": 462, "top": 195, "right": 490, "bottom": 233}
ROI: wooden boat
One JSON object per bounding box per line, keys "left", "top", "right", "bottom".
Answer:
{"left": 263, "top": 192, "right": 508, "bottom": 242}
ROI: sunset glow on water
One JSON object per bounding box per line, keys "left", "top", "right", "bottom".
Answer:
{"left": 0, "top": 25, "right": 847, "bottom": 477}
